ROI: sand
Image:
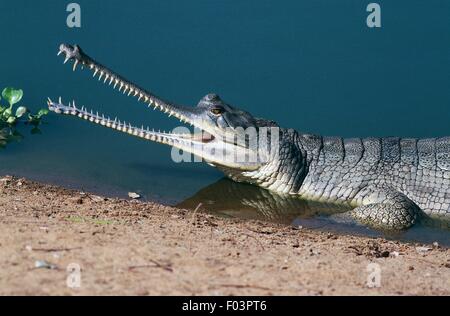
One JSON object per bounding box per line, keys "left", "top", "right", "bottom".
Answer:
{"left": 0, "top": 175, "right": 448, "bottom": 295}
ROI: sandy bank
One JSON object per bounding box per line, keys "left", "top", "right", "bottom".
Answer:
{"left": 0, "top": 176, "right": 448, "bottom": 295}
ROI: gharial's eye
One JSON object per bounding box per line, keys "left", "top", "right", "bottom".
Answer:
{"left": 210, "top": 107, "right": 224, "bottom": 116}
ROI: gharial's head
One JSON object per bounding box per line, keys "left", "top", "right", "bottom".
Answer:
{"left": 48, "top": 44, "right": 282, "bottom": 174}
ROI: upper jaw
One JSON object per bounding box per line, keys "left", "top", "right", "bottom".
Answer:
{"left": 57, "top": 44, "right": 237, "bottom": 142}
{"left": 56, "top": 43, "right": 199, "bottom": 126}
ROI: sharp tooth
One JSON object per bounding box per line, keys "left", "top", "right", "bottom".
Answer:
{"left": 73, "top": 59, "right": 79, "bottom": 71}
{"left": 128, "top": 89, "right": 133, "bottom": 96}
{"left": 89, "top": 64, "right": 94, "bottom": 70}
{"left": 109, "top": 77, "right": 114, "bottom": 85}
{"left": 138, "top": 94, "right": 143, "bottom": 101}
{"left": 168, "top": 111, "right": 173, "bottom": 118}
{"left": 104, "top": 74, "right": 109, "bottom": 83}
{"left": 81, "top": 106, "right": 85, "bottom": 111}
{"left": 99, "top": 72, "right": 104, "bottom": 80}
{"left": 93, "top": 68, "right": 99, "bottom": 77}
{"left": 119, "top": 83, "right": 124, "bottom": 91}
{"left": 64, "top": 57, "right": 70, "bottom": 64}
{"left": 47, "top": 97, "right": 52, "bottom": 104}
{"left": 57, "top": 50, "right": 63, "bottom": 56}
{"left": 59, "top": 97, "right": 62, "bottom": 104}
{"left": 134, "top": 91, "right": 138, "bottom": 97}
{"left": 114, "top": 81, "right": 119, "bottom": 89}
{"left": 144, "top": 96, "right": 149, "bottom": 102}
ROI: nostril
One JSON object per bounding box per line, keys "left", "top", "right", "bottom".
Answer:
{"left": 206, "top": 93, "right": 220, "bottom": 101}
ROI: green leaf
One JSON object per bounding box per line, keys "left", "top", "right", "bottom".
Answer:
{"left": 16, "top": 106, "right": 28, "bottom": 118}
{"left": 2, "top": 88, "right": 23, "bottom": 107}
{"left": 2, "top": 108, "right": 12, "bottom": 118}
{"left": 6, "top": 116, "right": 16, "bottom": 124}
{"left": 37, "top": 108, "right": 49, "bottom": 118}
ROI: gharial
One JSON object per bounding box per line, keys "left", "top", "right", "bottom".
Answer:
{"left": 48, "top": 43, "right": 450, "bottom": 231}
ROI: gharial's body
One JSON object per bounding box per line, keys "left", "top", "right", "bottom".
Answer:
{"left": 219, "top": 129, "right": 450, "bottom": 229}
{"left": 49, "top": 44, "right": 450, "bottom": 230}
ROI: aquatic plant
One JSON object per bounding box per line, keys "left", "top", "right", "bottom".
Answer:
{"left": 0, "top": 87, "right": 48, "bottom": 126}
{"left": 0, "top": 87, "right": 47, "bottom": 149}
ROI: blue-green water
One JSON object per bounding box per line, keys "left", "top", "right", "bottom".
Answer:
{"left": 1, "top": 1, "right": 449, "bottom": 243}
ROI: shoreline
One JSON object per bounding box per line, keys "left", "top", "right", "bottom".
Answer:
{"left": 0, "top": 175, "right": 448, "bottom": 295}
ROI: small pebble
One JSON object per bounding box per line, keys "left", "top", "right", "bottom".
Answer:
{"left": 34, "top": 260, "right": 58, "bottom": 270}
{"left": 91, "top": 195, "right": 105, "bottom": 202}
{"left": 128, "top": 192, "right": 141, "bottom": 200}
{"left": 415, "top": 246, "right": 432, "bottom": 254}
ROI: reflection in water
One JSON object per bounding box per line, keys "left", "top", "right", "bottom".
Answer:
{"left": 0, "top": 125, "right": 41, "bottom": 149}
{"left": 178, "top": 178, "right": 351, "bottom": 224}
{"left": 0, "top": 127, "right": 23, "bottom": 149}
{"left": 178, "top": 178, "right": 450, "bottom": 246}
